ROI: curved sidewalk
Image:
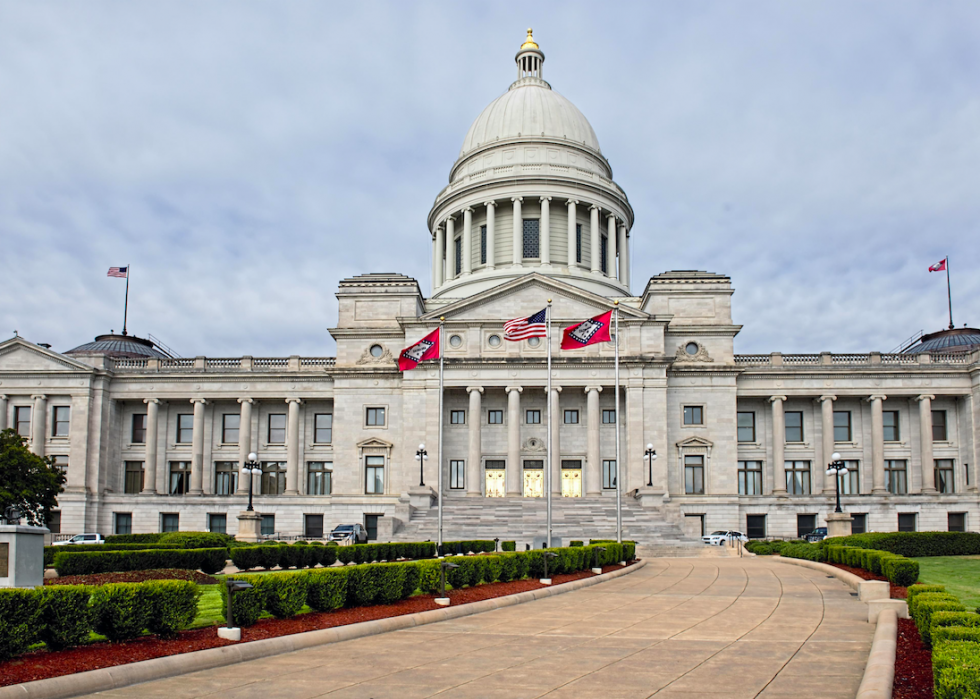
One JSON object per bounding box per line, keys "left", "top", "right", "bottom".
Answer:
{"left": 80, "top": 558, "right": 873, "bottom": 699}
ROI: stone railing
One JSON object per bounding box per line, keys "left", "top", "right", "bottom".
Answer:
{"left": 734, "top": 351, "right": 974, "bottom": 367}
{"left": 110, "top": 356, "right": 336, "bottom": 372}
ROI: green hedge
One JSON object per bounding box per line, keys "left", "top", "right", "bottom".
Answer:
{"left": 501, "top": 541, "right": 516, "bottom": 552}
{"left": 44, "top": 543, "right": 185, "bottom": 567}
{"left": 0, "top": 588, "right": 41, "bottom": 661}
{"left": 230, "top": 541, "right": 437, "bottom": 571}
{"left": 822, "top": 532, "right": 980, "bottom": 558}
{"left": 158, "top": 531, "right": 235, "bottom": 549}
{"left": 932, "top": 641, "right": 980, "bottom": 699}
{"left": 778, "top": 543, "right": 826, "bottom": 562}
{"left": 53, "top": 547, "right": 227, "bottom": 576}
{"left": 821, "top": 544, "right": 919, "bottom": 586}
{"left": 438, "top": 540, "right": 496, "bottom": 556}
{"left": 38, "top": 585, "right": 92, "bottom": 650}
{"left": 105, "top": 533, "right": 165, "bottom": 545}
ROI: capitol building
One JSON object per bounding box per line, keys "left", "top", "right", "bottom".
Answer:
{"left": 2, "top": 32, "right": 978, "bottom": 544}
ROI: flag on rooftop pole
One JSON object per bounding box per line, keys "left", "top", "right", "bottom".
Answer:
{"left": 504, "top": 308, "right": 547, "bottom": 341}
{"left": 397, "top": 328, "right": 440, "bottom": 371}
{"left": 929, "top": 257, "right": 955, "bottom": 330}
{"left": 107, "top": 265, "right": 131, "bottom": 335}
{"left": 560, "top": 310, "right": 612, "bottom": 350}
{"left": 107, "top": 267, "right": 128, "bottom": 278}
{"left": 928, "top": 258, "right": 947, "bottom": 273}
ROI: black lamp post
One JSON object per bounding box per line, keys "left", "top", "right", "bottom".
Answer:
{"left": 415, "top": 444, "right": 428, "bottom": 487}
{"left": 241, "top": 452, "right": 262, "bottom": 512}
{"left": 645, "top": 444, "right": 656, "bottom": 487}
{"left": 826, "top": 452, "right": 848, "bottom": 514}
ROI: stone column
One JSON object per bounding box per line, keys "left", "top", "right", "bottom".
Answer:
{"left": 434, "top": 225, "right": 445, "bottom": 289}
{"left": 607, "top": 214, "right": 617, "bottom": 278}
{"left": 566, "top": 199, "right": 578, "bottom": 267}
{"left": 31, "top": 394, "right": 47, "bottom": 457}
{"left": 917, "top": 395, "right": 936, "bottom": 493}
{"left": 506, "top": 387, "right": 522, "bottom": 496}
{"left": 467, "top": 387, "right": 483, "bottom": 496}
{"left": 236, "top": 398, "right": 254, "bottom": 495}
{"left": 586, "top": 386, "right": 602, "bottom": 495}
{"left": 512, "top": 197, "right": 523, "bottom": 267}
{"left": 618, "top": 224, "right": 629, "bottom": 286}
{"left": 445, "top": 215, "right": 456, "bottom": 278}
{"left": 461, "top": 207, "right": 473, "bottom": 275}
{"left": 819, "top": 396, "right": 836, "bottom": 494}
{"left": 285, "top": 398, "right": 302, "bottom": 495}
{"left": 189, "top": 398, "right": 207, "bottom": 495}
{"left": 143, "top": 398, "right": 160, "bottom": 494}
{"left": 484, "top": 201, "right": 496, "bottom": 269}
{"left": 590, "top": 205, "right": 601, "bottom": 273}
{"left": 550, "top": 387, "right": 562, "bottom": 495}
{"left": 540, "top": 197, "right": 551, "bottom": 265}
{"left": 0, "top": 395, "right": 7, "bottom": 431}
{"left": 770, "top": 396, "right": 787, "bottom": 494}
{"left": 869, "top": 395, "right": 888, "bottom": 494}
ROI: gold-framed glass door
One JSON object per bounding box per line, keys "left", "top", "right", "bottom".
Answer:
{"left": 485, "top": 469, "right": 505, "bottom": 497}
{"left": 561, "top": 469, "right": 582, "bottom": 497}
{"left": 523, "top": 460, "right": 544, "bottom": 497}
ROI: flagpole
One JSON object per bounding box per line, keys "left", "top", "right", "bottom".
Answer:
{"left": 437, "top": 317, "right": 445, "bottom": 551}
{"left": 614, "top": 301, "right": 622, "bottom": 544}
{"left": 946, "top": 257, "right": 954, "bottom": 330}
{"left": 122, "top": 264, "right": 130, "bottom": 336}
{"left": 546, "top": 299, "right": 553, "bottom": 548}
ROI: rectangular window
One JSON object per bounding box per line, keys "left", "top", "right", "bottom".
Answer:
{"left": 52, "top": 455, "right": 68, "bottom": 473}
{"left": 600, "top": 234, "right": 608, "bottom": 274}
{"left": 114, "top": 513, "right": 132, "bottom": 535}
{"left": 52, "top": 406, "right": 70, "bottom": 437}
{"left": 168, "top": 461, "right": 190, "bottom": 495}
{"left": 214, "top": 461, "right": 238, "bottom": 495}
{"left": 314, "top": 413, "right": 333, "bottom": 443}
{"left": 948, "top": 512, "right": 966, "bottom": 533}
{"left": 176, "top": 414, "right": 193, "bottom": 443}
{"left": 450, "top": 410, "right": 466, "bottom": 425}
{"left": 885, "top": 459, "right": 908, "bottom": 495}
{"left": 267, "top": 414, "right": 286, "bottom": 444}
{"left": 522, "top": 219, "right": 540, "bottom": 258}
{"left": 486, "top": 459, "right": 505, "bottom": 469}
{"left": 602, "top": 409, "right": 616, "bottom": 424}
{"left": 563, "top": 409, "right": 579, "bottom": 424}
{"left": 833, "top": 411, "right": 852, "bottom": 442}
{"left": 14, "top": 406, "right": 31, "bottom": 437}
{"left": 850, "top": 513, "right": 868, "bottom": 534}
{"left": 132, "top": 414, "right": 147, "bottom": 444}
{"left": 839, "top": 461, "right": 860, "bottom": 494}
{"left": 261, "top": 514, "right": 275, "bottom": 536}
{"left": 365, "top": 455, "right": 385, "bottom": 494}
{"left": 454, "top": 237, "right": 462, "bottom": 275}
{"left": 737, "top": 412, "right": 756, "bottom": 442}
{"left": 480, "top": 225, "right": 487, "bottom": 265}
{"left": 526, "top": 409, "right": 541, "bottom": 425}
{"left": 208, "top": 513, "right": 227, "bottom": 534}
{"left": 797, "top": 514, "right": 817, "bottom": 538}
{"left": 307, "top": 462, "right": 332, "bottom": 495}
{"left": 684, "top": 406, "right": 703, "bottom": 426}
{"left": 366, "top": 407, "right": 386, "bottom": 427}
{"left": 785, "top": 460, "right": 811, "bottom": 495}
{"left": 222, "top": 414, "right": 240, "bottom": 444}
{"left": 932, "top": 410, "right": 947, "bottom": 441}
{"left": 488, "top": 410, "right": 503, "bottom": 424}
{"left": 883, "top": 411, "right": 900, "bottom": 442}
{"left": 785, "top": 411, "right": 804, "bottom": 442}
{"left": 124, "top": 461, "right": 144, "bottom": 494}
{"left": 305, "top": 514, "right": 324, "bottom": 539}
{"left": 684, "top": 455, "right": 705, "bottom": 494}
{"left": 935, "top": 459, "right": 955, "bottom": 494}
{"left": 161, "top": 513, "right": 179, "bottom": 533}
{"left": 602, "top": 459, "right": 617, "bottom": 489}
{"left": 261, "top": 461, "right": 286, "bottom": 495}
{"left": 561, "top": 460, "right": 582, "bottom": 470}
{"left": 575, "top": 224, "right": 582, "bottom": 263}
{"left": 450, "top": 460, "right": 465, "bottom": 490}
{"left": 898, "top": 513, "right": 917, "bottom": 532}
{"left": 746, "top": 514, "right": 767, "bottom": 539}
{"left": 737, "top": 460, "right": 762, "bottom": 495}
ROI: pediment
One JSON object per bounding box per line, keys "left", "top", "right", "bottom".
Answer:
{"left": 0, "top": 338, "right": 94, "bottom": 373}
{"left": 356, "top": 437, "right": 394, "bottom": 450}
{"left": 676, "top": 435, "right": 714, "bottom": 449}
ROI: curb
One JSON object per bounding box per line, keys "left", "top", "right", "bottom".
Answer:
{"left": 771, "top": 554, "right": 864, "bottom": 590}
{"left": 1, "top": 561, "right": 646, "bottom": 699}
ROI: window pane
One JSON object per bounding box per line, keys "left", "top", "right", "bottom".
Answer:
{"left": 602, "top": 460, "right": 617, "bottom": 489}
{"left": 222, "top": 414, "right": 240, "bottom": 443}
{"left": 526, "top": 410, "right": 540, "bottom": 424}
{"left": 738, "top": 461, "right": 762, "bottom": 495}
{"left": 850, "top": 513, "right": 867, "bottom": 534}
{"left": 935, "top": 459, "right": 955, "bottom": 494}
{"left": 450, "top": 460, "right": 465, "bottom": 489}
{"left": 214, "top": 461, "right": 238, "bottom": 495}
{"left": 746, "top": 515, "right": 766, "bottom": 539}
{"left": 897, "top": 513, "right": 916, "bottom": 532}
{"left": 883, "top": 411, "right": 900, "bottom": 441}
{"left": 161, "top": 513, "right": 179, "bottom": 533}
{"left": 177, "top": 414, "right": 193, "bottom": 443}
{"left": 564, "top": 410, "right": 579, "bottom": 424}
{"left": 168, "top": 461, "right": 190, "bottom": 495}
{"left": 305, "top": 514, "right": 324, "bottom": 539}
{"left": 268, "top": 414, "right": 286, "bottom": 443}
{"left": 366, "top": 455, "right": 384, "bottom": 494}
{"left": 132, "top": 414, "right": 147, "bottom": 443}
{"left": 600, "top": 234, "right": 607, "bottom": 273}
{"left": 488, "top": 410, "right": 503, "bottom": 424}
{"left": 684, "top": 406, "right": 703, "bottom": 425}
{"left": 53, "top": 406, "right": 70, "bottom": 437}
{"left": 948, "top": 513, "right": 966, "bottom": 533}
{"left": 261, "top": 462, "right": 286, "bottom": 495}
{"left": 885, "top": 460, "right": 907, "bottom": 495}
{"left": 797, "top": 514, "right": 817, "bottom": 538}
{"left": 684, "top": 456, "right": 704, "bottom": 494}
{"left": 932, "top": 411, "right": 947, "bottom": 441}
{"left": 451, "top": 410, "right": 465, "bottom": 424}
{"left": 261, "top": 515, "right": 275, "bottom": 536}
{"left": 785, "top": 461, "right": 811, "bottom": 495}
{"left": 208, "top": 514, "right": 227, "bottom": 534}
{"left": 522, "top": 219, "right": 539, "bottom": 258}
{"left": 315, "top": 414, "right": 333, "bottom": 443}
{"left": 15, "top": 406, "right": 31, "bottom": 437}
{"left": 366, "top": 407, "right": 385, "bottom": 426}
{"left": 785, "top": 412, "right": 803, "bottom": 442}
{"left": 833, "top": 411, "right": 851, "bottom": 442}
{"left": 124, "top": 461, "right": 144, "bottom": 494}
{"left": 454, "top": 237, "right": 462, "bottom": 275}
{"left": 480, "top": 225, "right": 487, "bottom": 265}
{"left": 575, "top": 224, "right": 582, "bottom": 263}
{"left": 736, "top": 412, "right": 755, "bottom": 442}
{"left": 114, "top": 513, "right": 132, "bottom": 535}
{"left": 602, "top": 410, "right": 616, "bottom": 424}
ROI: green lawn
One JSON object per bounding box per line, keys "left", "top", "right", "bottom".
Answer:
{"left": 191, "top": 585, "right": 226, "bottom": 628}
{"left": 912, "top": 555, "right": 980, "bottom": 610}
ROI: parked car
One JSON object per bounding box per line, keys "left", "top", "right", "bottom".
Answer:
{"left": 805, "top": 527, "right": 828, "bottom": 543}
{"left": 328, "top": 524, "right": 368, "bottom": 544}
{"left": 702, "top": 530, "right": 748, "bottom": 546}
{"left": 52, "top": 533, "right": 106, "bottom": 546}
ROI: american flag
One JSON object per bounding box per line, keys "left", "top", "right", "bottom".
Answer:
{"left": 504, "top": 308, "right": 548, "bottom": 341}
{"left": 107, "top": 266, "right": 128, "bottom": 278}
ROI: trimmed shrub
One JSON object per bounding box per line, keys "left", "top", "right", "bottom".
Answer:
{"left": 146, "top": 580, "right": 200, "bottom": 638}
{"left": 91, "top": 583, "right": 152, "bottom": 641}
{"left": 417, "top": 559, "right": 442, "bottom": 593}
{"left": 908, "top": 585, "right": 948, "bottom": 618}
{"left": 279, "top": 545, "right": 305, "bottom": 570}
{"left": 823, "top": 532, "right": 980, "bottom": 558}
{"left": 256, "top": 545, "right": 282, "bottom": 570}
{"left": 336, "top": 546, "right": 357, "bottom": 565}
{"left": 319, "top": 545, "right": 338, "bottom": 567}
{"left": 306, "top": 568, "right": 349, "bottom": 611}
{"left": 105, "top": 533, "right": 165, "bottom": 545}
{"left": 932, "top": 640, "right": 980, "bottom": 699}
{"left": 933, "top": 626, "right": 980, "bottom": 645}
{"left": 0, "top": 588, "right": 41, "bottom": 661}
{"left": 915, "top": 596, "right": 967, "bottom": 646}
{"left": 569, "top": 540, "right": 583, "bottom": 547}
{"left": 38, "top": 585, "right": 91, "bottom": 650}
{"left": 53, "top": 547, "right": 228, "bottom": 576}
{"left": 230, "top": 546, "right": 264, "bottom": 571}
{"left": 251, "top": 573, "right": 308, "bottom": 618}
{"left": 401, "top": 562, "right": 422, "bottom": 598}
{"left": 882, "top": 557, "right": 919, "bottom": 587}
{"left": 745, "top": 541, "right": 775, "bottom": 555}
{"left": 438, "top": 540, "right": 495, "bottom": 556}
{"left": 158, "top": 531, "right": 234, "bottom": 549}
{"left": 501, "top": 541, "right": 516, "bottom": 552}
{"left": 220, "top": 576, "right": 266, "bottom": 627}
{"left": 44, "top": 543, "right": 184, "bottom": 567}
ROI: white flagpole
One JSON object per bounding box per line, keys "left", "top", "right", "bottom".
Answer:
{"left": 437, "top": 316, "right": 445, "bottom": 550}
{"left": 614, "top": 301, "right": 622, "bottom": 544}
{"left": 546, "top": 299, "right": 553, "bottom": 548}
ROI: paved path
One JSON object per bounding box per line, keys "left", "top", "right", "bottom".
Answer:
{"left": 85, "top": 558, "right": 873, "bottom": 699}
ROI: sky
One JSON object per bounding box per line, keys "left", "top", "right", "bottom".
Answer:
{"left": 1, "top": 1, "right": 978, "bottom": 358}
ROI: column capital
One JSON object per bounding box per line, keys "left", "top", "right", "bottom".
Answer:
{"left": 589, "top": 204, "right": 600, "bottom": 212}
{"left": 545, "top": 386, "right": 562, "bottom": 394}
{"left": 190, "top": 398, "right": 208, "bottom": 405}
{"left": 606, "top": 212, "right": 616, "bottom": 221}
{"left": 237, "top": 397, "right": 255, "bottom": 405}
{"left": 285, "top": 397, "right": 303, "bottom": 405}
{"left": 511, "top": 196, "right": 523, "bottom": 203}
{"left": 768, "top": 395, "right": 787, "bottom": 403}
{"left": 483, "top": 200, "right": 496, "bottom": 209}
{"left": 466, "top": 386, "right": 484, "bottom": 394}
{"left": 915, "top": 394, "right": 936, "bottom": 402}
{"left": 505, "top": 386, "right": 523, "bottom": 394}
{"left": 865, "top": 394, "right": 887, "bottom": 403}
{"left": 461, "top": 206, "right": 474, "bottom": 214}
{"left": 31, "top": 394, "right": 47, "bottom": 401}
{"left": 445, "top": 213, "right": 456, "bottom": 223}
{"left": 144, "top": 397, "right": 162, "bottom": 405}
{"left": 566, "top": 198, "right": 579, "bottom": 206}
{"left": 585, "top": 385, "right": 603, "bottom": 394}
{"left": 0, "top": 395, "right": 7, "bottom": 401}
{"left": 817, "top": 395, "right": 837, "bottom": 403}
{"left": 539, "top": 196, "right": 552, "bottom": 203}
{"left": 435, "top": 224, "right": 444, "bottom": 233}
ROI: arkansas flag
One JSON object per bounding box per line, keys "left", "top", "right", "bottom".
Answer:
{"left": 929, "top": 258, "right": 947, "bottom": 272}
{"left": 398, "top": 328, "right": 440, "bottom": 371}
{"left": 561, "top": 310, "right": 613, "bottom": 350}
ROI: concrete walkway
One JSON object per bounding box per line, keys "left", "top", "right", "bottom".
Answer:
{"left": 83, "top": 557, "right": 873, "bottom": 699}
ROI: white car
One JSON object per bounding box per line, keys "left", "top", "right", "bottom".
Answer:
{"left": 52, "top": 533, "right": 106, "bottom": 546}
{"left": 701, "top": 530, "right": 748, "bottom": 546}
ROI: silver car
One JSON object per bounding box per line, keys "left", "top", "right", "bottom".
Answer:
{"left": 328, "top": 524, "right": 368, "bottom": 544}
{"left": 52, "top": 533, "right": 105, "bottom": 546}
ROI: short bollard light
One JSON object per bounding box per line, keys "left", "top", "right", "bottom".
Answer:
{"left": 494, "top": 537, "right": 500, "bottom": 552}
{"left": 591, "top": 546, "right": 606, "bottom": 575}
{"left": 540, "top": 551, "right": 558, "bottom": 585}
{"left": 219, "top": 579, "right": 254, "bottom": 641}
{"left": 436, "top": 560, "right": 459, "bottom": 607}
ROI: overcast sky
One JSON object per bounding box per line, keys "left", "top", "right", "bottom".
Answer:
{"left": 2, "top": 1, "right": 977, "bottom": 358}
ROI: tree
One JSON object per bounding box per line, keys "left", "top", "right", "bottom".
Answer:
{"left": 0, "top": 428, "right": 66, "bottom": 526}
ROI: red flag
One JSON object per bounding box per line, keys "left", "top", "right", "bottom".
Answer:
{"left": 929, "top": 258, "right": 947, "bottom": 272}
{"left": 398, "top": 328, "right": 440, "bottom": 371}
{"left": 561, "top": 310, "right": 613, "bottom": 350}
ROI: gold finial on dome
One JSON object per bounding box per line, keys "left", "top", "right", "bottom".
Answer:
{"left": 521, "top": 28, "right": 539, "bottom": 50}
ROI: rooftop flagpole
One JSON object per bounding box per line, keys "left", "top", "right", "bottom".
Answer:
{"left": 122, "top": 264, "right": 131, "bottom": 336}
{"left": 614, "top": 300, "right": 622, "bottom": 544}
{"left": 546, "top": 298, "right": 553, "bottom": 548}
{"left": 946, "top": 256, "right": 954, "bottom": 330}
{"left": 437, "top": 316, "right": 445, "bottom": 550}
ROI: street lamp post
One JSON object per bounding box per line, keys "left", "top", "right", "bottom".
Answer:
{"left": 415, "top": 443, "right": 428, "bottom": 487}
{"left": 241, "top": 452, "right": 262, "bottom": 512}
{"left": 645, "top": 444, "right": 657, "bottom": 487}
{"left": 826, "top": 452, "right": 848, "bottom": 514}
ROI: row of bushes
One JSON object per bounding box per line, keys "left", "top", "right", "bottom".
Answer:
{"left": 437, "top": 540, "right": 497, "bottom": 556}
{"left": 906, "top": 584, "right": 980, "bottom": 697}
{"left": 823, "top": 545, "right": 920, "bottom": 587}
{"left": 230, "top": 541, "right": 437, "bottom": 571}
{"left": 822, "top": 532, "right": 980, "bottom": 558}
{"left": 0, "top": 580, "right": 199, "bottom": 661}
{"left": 44, "top": 543, "right": 185, "bottom": 567}
{"left": 104, "top": 531, "right": 235, "bottom": 548}
{"left": 53, "top": 547, "right": 228, "bottom": 576}
{"left": 744, "top": 539, "right": 806, "bottom": 556}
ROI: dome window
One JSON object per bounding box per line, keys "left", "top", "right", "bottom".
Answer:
{"left": 685, "top": 342, "right": 700, "bottom": 356}
{"left": 369, "top": 344, "right": 384, "bottom": 358}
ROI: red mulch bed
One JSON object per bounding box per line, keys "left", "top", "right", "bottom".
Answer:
{"left": 1, "top": 563, "right": 631, "bottom": 687}
{"left": 828, "top": 563, "right": 907, "bottom": 599}
{"left": 45, "top": 569, "right": 219, "bottom": 586}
